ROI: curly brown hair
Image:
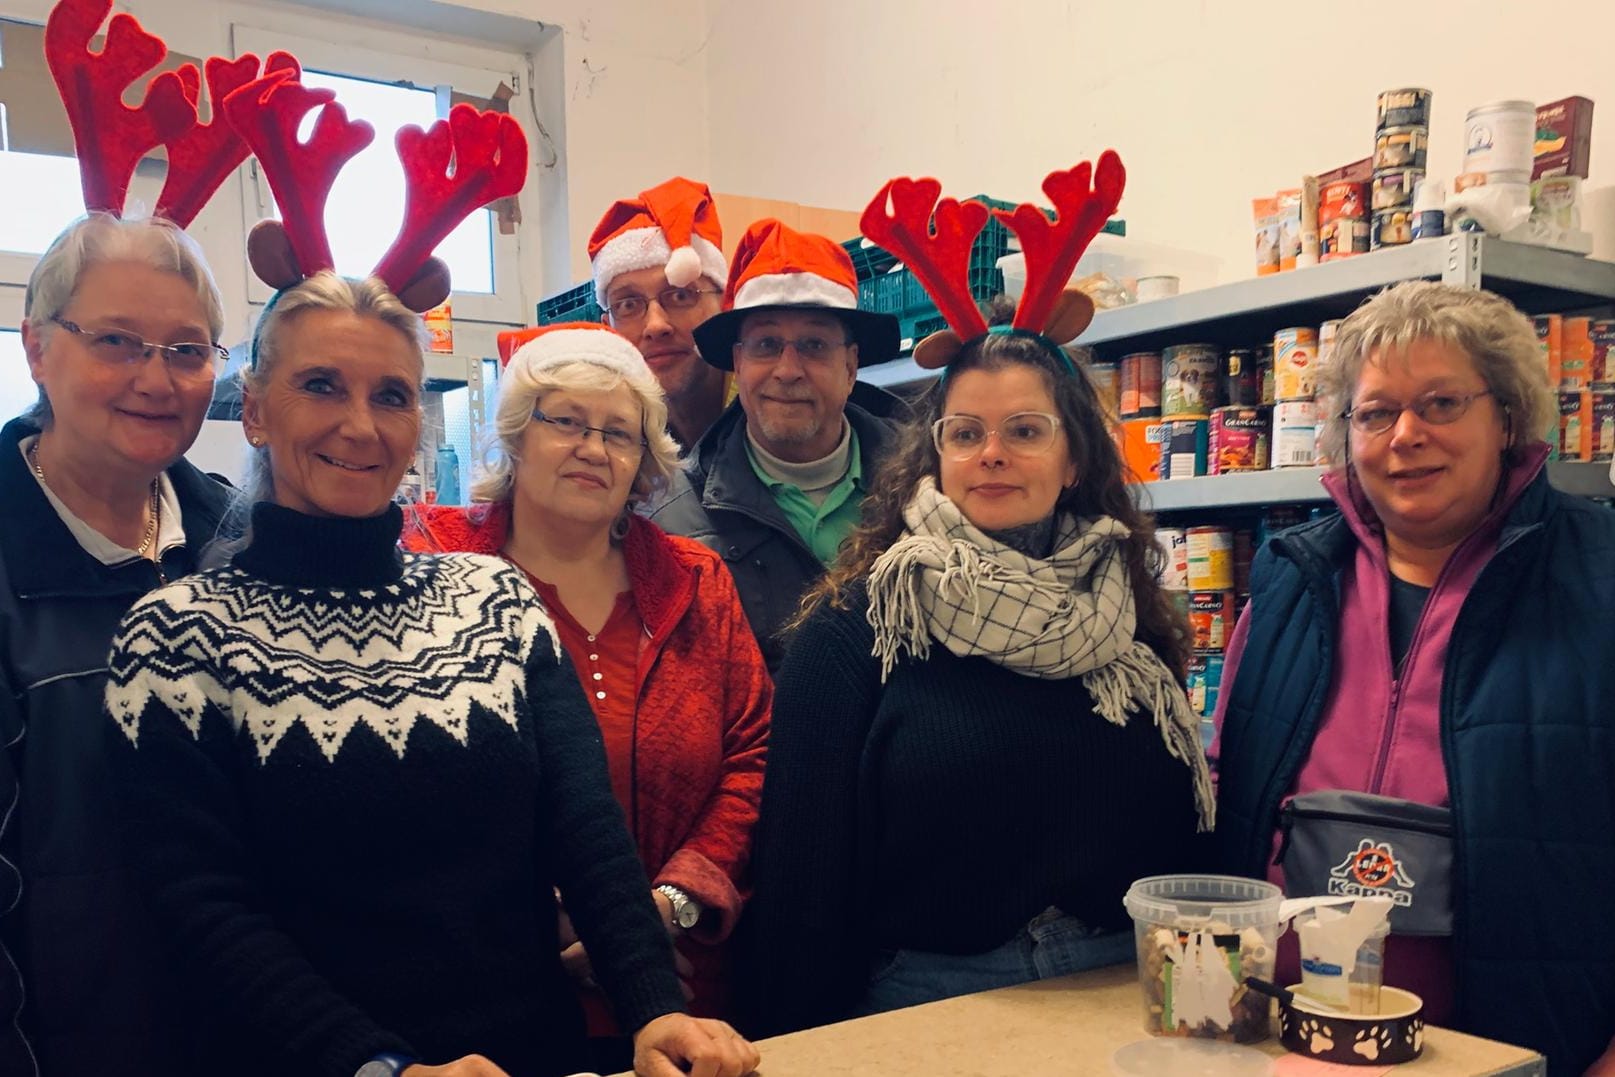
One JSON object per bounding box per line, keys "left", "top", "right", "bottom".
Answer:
{"left": 794, "top": 297, "right": 1192, "bottom": 679}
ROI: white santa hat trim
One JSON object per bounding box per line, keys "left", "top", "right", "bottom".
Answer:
{"left": 592, "top": 229, "right": 727, "bottom": 305}
{"left": 507, "top": 328, "right": 654, "bottom": 384}
{"left": 732, "top": 272, "right": 857, "bottom": 312}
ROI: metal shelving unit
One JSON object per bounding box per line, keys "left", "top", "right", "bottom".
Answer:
{"left": 856, "top": 235, "right": 1615, "bottom": 507}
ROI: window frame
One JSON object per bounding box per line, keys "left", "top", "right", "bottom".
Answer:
{"left": 231, "top": 25, "right": 527, "bottom": 326}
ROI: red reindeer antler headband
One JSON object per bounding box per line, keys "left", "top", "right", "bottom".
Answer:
{"left": 860, "top": 151, "right": 1126, "bottom": 371}
{"left": 224, "top": 65, "right": 529, "bottom": 313}
{"left": 44, "top": 0, "right": 285, "bottom": 227}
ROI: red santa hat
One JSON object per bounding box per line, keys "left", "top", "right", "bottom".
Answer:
{"left": 496, "top": 322, "right": 653, "bottom": 384}
{"left": 692, "top": 218, "right": 899, "bottom": 370}
{"left": 588, "top": 177, "right": 727, "bottom": 305}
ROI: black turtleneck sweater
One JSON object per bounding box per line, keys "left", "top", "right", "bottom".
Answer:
{"left": 103, "top": 503, "right": 683, "bottom": 1077}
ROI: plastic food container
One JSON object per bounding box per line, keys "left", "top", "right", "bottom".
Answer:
{"left": 1292, "top": 908, "right": 1391, "bottom": 1013}
{"left": 1124, "top": 875, "right": 1283, "bottom": 1043}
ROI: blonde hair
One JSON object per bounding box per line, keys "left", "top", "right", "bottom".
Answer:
{"left": 22, "top": 213, "right": 225, "bottom": 426}
{"left": 1317, "top": 280, "right": 1555, "bottom": 466}
{"left": 471, "top": 357, "right": 680, "bottom": 511}
{"left": 205, "top": 273, "right": 426, "bottom": 566}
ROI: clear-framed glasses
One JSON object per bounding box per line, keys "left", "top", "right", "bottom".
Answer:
{"left": 1342, "top": 388, "right": 1494, "bottom": 436}
{"left": 531, "top": 408, "right": 646, "bottom": 456}
{"left": 734, "top": 335, "right": 853, "bottom": 362}
{"left": 605, "top": 286, "right": 721, "bottom": 324}
{"left": 52, "top": 316, "right": 226, "bottom": 380}
{"left": 931, "top": 411, "right": 1064, "bottom": 460}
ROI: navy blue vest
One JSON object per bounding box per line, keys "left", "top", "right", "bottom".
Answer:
{"left": 1215, "top": 472, "right": 1615, "bottom": 1075}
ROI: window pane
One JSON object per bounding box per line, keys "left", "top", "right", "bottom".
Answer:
{"left": 0, "top": 151, "right": 85, "bottom": 255}
{"left": 0, "top": 329, "right": 37, "bottom": 420}
{"left": 297, "top": 70, "right": 494, "bottom": 294}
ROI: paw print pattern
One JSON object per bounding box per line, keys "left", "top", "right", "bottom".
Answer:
{"left": 1407, "top": 1019, "right": 1425, "bottom": 1052}
{"left": 1298, "top": 1017, "right": 1334, "bottom": 1054}
{"left": 1353, "top": 1024, "right": 1394, "bottom": 1061}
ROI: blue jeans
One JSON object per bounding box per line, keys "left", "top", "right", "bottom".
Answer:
{"left": 859, "top": 908, "right": 1134, "bottom": 1015}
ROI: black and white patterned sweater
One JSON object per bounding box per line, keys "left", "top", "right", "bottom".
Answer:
{"left": 103, "top": 503, "right": 683, "bottom": 1077}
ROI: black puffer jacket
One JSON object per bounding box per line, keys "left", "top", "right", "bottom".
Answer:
{"left": 648, "top": 382, "right": 907, "bottom": 671}
{"left": 0, "top": 416, "right": 231, "bottom": 1076}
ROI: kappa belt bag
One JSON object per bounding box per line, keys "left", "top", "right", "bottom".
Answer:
{"left": 1276, "top": 789, "right": 1454, "bottom": 937}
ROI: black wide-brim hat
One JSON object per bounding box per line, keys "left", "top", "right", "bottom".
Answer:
{"left": 695, "top": 304, "right": 900, "bottom": 371}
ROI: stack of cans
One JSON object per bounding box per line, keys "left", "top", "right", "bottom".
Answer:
{"left": 1159, "top": 344, "right": 1221, "bottom": 479}
{"left": 1272, "top": 326, "right": 1325, "bottom": 467}
{"left": 1372, "top": 88, "right": 1431, "bottom": 250}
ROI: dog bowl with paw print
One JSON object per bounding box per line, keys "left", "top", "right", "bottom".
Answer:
{"left": 1278, "top": 985, "right": 1425, "bottom": 1065}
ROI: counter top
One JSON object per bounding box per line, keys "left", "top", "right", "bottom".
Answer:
{"left": 622, "top": 964, "right": 1545, "bottom": 1077}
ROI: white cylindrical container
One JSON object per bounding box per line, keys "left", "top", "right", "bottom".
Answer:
{"left": 1463, "top": 100, "right": 1536, "bottom": 180}
{"left": 1273, "top": 400, "right": 1322, "bottom": 468}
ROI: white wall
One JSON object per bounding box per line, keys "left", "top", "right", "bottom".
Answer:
{"left": 701, "top": 0, "right": 1615, "bottom": 280}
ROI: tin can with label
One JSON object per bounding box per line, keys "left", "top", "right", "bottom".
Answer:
{"left": 1086, "top": 360, "right": 1121, "bottom": 424}
{"left": 1318, "top": 180, "right": 1370, "bottom": 261}
{"left": 1162, "top": 344, "right": 1221, "bottom": 418}
{"left": 1159, "top": 418, "right": 1210, "bottom": 480}
{"left": 1464, "top": 100, "right": 1536, "bottom": 179}
{"left": 1372, "top": 169, "right": 1423, "bottom": 211}
{"left": 1273, "top": 328, "right": 1319, "bottom": 401}
{"left": 1412, "top": 209, "right": 1445, "bottom": 240}
{"left": 1223, "top": 349, "right": 1261, "bottom": 407}
{"left": 1375, "top": 125, "right": 1429, "bottom": 171}
{"left": 1378, "top": 87, "right": 1433, "bottom": 130}
{"left": 1559, "top": 388, "right": 1590, "bottom": 461}
{"left": 1257, "top": 344, "right": 1276, "bottom": 405}
{"left": 1188, "top": 652, "right": 1226, "bottom": 721}
{"left": 1372, "top": 208, "right": 1414, "bottom": 249}
{"left": 1120, "top": 352, "right": 1163, "bottom": 418}
{"left": 1186, "top": 526, "right": 1234, "bottom": 591}
{"left": 1120, "top": 417, "right": 1167, "bottom": 482}
{"left": 1590, "top": 383, "right": 1615, "bottom": 462}
{"left": 1210, "top": 406, "right": 1272, "bottom": 474}
{"left": 1273, "top": 399, "right": 1322, "bottom": 468}
{"left": 1155, "top": 528, "right": 1189, "bottom": 590}
{"left": 1189, "top": 591, "right": 1238, "bottom": 652}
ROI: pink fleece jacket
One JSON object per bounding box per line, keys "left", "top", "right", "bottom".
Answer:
{"left": 1212, "top": 444, "right": 1549, "bottom": 1024}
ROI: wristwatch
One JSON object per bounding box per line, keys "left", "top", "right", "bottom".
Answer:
{"left": 355, "top": 1053, "right": 416, "bottom": 1077}
{"left": 656, "top": 883, "right": 703, "bottom": 930}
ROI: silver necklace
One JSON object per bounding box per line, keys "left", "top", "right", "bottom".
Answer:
{"left": 29, "top": 440, "right": 161, "bottom": 557}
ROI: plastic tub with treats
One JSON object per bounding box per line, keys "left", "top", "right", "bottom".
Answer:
{"left": 1124, "top": 874, "right": 1283, "bottom": 1043}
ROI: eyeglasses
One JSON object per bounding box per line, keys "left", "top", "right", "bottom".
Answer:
{"left": 734, "top": 335, "right": 853, "bottom": 362}
{"left": 605, "top": 286, "right": 721, "bottom": 324}
{"left": 1342, "top": 389, "right": 1494, "bottom": 436}
{"left": 531, "top": 408, "right": 646, "bottom": 455}
{"left": 931, "top": 411, "right": 1064, "bottom": 460}
{"left": 52, "top": 316, "right": 226, "bottom": 379}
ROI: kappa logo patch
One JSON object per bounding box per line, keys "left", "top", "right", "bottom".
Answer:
{"left": 1327, "top": 838, "right": 1416, "bottom": 907}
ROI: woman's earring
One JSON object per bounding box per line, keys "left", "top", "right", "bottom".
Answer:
{"left": 249, "top": 436, "right": 264, "bottom": 447}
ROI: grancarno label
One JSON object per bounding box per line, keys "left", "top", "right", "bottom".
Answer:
{"left": 1328, "top": 838, "right": 1416, "bottom": 907}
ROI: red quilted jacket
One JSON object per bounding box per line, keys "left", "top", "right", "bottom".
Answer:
{"left": 402, "top": 501, "right": 771, "bottom": 1026}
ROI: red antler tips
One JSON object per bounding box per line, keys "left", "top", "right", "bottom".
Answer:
{"left": 223, "top": 70, "right": 374, "bottom": 278}
{"left": 370, "top": 104, "right": 529, "bottom": 294}
{"left": 45, "top": 0, "right": 199, "bottom": 215}
{"left": 154, "top": 54, "right": 274, "bottom": 227}
{"left": 860, "top": 177, "right": 991, "bottom": 340}
{"left": 997, "top": 150, "right": 1126, "bottom": 334}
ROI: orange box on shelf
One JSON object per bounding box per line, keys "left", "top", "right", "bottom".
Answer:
{"left": 1119, "top": 418, "right": 1167, "bottom": 483}
{"left": 1562, "top": 317, "right": 1594, "bottom": 389}
{"left": 1534, "top": 314, "right": 1563, "bottom": 387}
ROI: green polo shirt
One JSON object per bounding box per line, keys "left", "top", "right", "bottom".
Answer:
{"left": 745, "top": 426, "right": 866, "bottom": 566}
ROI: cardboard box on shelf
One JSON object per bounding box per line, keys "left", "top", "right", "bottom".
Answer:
{"left": 1534, "top": 96, "right": 1594, "bottom": 179}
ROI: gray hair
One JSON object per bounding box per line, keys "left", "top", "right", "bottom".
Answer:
{"left": 204, "top": 272, "right": 427, "bottom": 567}
{"left": 471, "top": 357, "right": 680, "bottom": 515}
{"left": 21, "top": 213, "right": 225, "bottom": 427}
{"left": 1317, "top": 280, "right": 1555, "bottom": 466}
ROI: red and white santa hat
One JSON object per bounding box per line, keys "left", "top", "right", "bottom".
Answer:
{"left": 692, "top": 218, "right": 899, "bottom": 370}
{"left": 588, "top": 177, "right": 727, "bottom": 305}
{"left": 496, "top": 321, "right": 653, "bottom": 383}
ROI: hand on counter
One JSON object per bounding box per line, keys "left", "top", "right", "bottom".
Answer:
{"left": 633, "top": 1013, "right": 758, "bottom": 1077}
{"left": 401, "top": 1056, "right": 510, "bottom": 1077}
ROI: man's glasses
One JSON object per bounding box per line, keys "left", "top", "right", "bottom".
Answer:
{"left": 734, "top": 335, "right": 852, "bottom": 362}
{"left": 52, "top": 316, "right": 225, "bottom": 380}
{"left": 931, "top": 412, "right": 1063, "bottom": 460}
{"left": 531, "top": 408, "right": 646, "bottom": 456}
{"left": 1343, "top": 388, "right": 1494, "bottom": 435}
{"left": 605, "top": 286, "right": 721, "bottom": 324}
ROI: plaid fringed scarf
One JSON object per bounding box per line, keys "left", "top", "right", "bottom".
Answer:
{"left": 866, "top": 476, "right": 1214, "bottom": 831}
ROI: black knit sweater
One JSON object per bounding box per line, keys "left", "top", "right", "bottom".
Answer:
{"left": 740, "top": 581, "right": 1207, "bottom": 1036}
{"left": 104, "top": 503, "right": 684, "bottom": 1077}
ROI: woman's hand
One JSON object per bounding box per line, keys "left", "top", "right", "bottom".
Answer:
{"left": 401, "top": 1056, "right": 511, "bottom": 1076}
{"left": 632, "top": 1013, "right": 758, "bottom": 1077}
